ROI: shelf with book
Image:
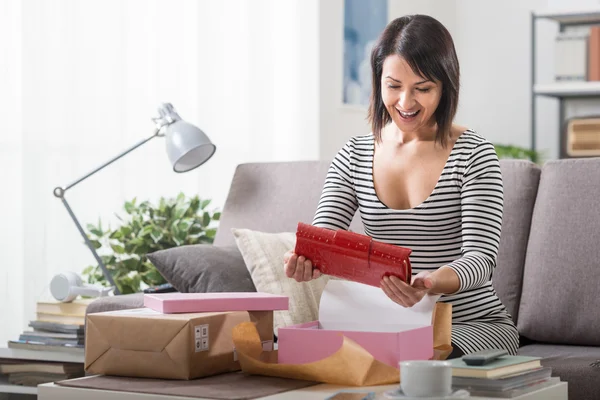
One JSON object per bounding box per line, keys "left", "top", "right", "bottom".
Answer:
{"left": 0, "top": 346, "right": 85, "bottom": 396}
{"left": 0, "top": 348, "right": 84, "bottom": 364}
{"left": 534, "top": 8, "right": 600, "bottom": 25}
{"left": 534, "top": 81, "right": 600, "bottom": 97}
{"left": 0, "top": 375, "right": 38, "bottom": 395}
{"left": 531, "top": 7, "right": 600, "bottom": 159}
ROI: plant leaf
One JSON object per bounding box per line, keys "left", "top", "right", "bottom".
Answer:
{"left": 150, "top": 228, "right": 163, "bottom": 243}
{"left": 124, "top": 201, "right": 135, "bottom": 214}
{"left": 200, "top": 199, "right": 211, "bottom": 209}
{"left": 202, "top": 212, "right": 210, "bottom": 227}
{"left": 110, "top": 244, "right": 125, "bottom": 254}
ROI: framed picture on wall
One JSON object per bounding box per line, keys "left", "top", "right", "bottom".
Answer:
{"left": 343, "top": 0, "right": 388, "bottom": 108}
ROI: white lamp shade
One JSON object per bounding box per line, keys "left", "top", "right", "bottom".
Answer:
{"left": 164, "top": 120, "right": 216, "bottom": 173}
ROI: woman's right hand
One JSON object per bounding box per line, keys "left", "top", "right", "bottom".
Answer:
{"left": 283, "top": 249, "right": 321, "bottom": 282}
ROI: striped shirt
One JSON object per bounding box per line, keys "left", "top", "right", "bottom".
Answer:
{"left": 312, "top": 130, "right": 519, "bottom": 355}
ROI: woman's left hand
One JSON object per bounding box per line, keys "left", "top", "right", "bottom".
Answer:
{"left": 380, "top": 271, "right": 436, "bottom": 307}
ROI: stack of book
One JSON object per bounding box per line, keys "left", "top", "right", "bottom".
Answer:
{"left": 554, "top": 26, "right": 600, "bottom": 82}
{"left": 448, "top": 355, "right": 556, "bottom": 398}
{"left": 0, "top": 358, "right": 84, "bottom": 386}
{"left": 7, "top": 299, "right": 91, "bottom": 355}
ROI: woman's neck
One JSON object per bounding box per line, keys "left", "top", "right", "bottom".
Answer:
{"left": 384, "top": 122, "right": 438, "bottom": 145}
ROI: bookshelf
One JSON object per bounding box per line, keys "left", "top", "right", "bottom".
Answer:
{"left": 531, "top": 8, "right": 600, "bottom": 158}
{"left": 0, "top": 347, "right": 84, "bottom": 396}
{"left": 0, "top": 375, "right": 38, "bottom": 395}
{"left": 534, "top": 81, "right": 600, "bottom": 97}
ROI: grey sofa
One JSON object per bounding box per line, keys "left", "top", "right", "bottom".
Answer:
{"left": 88, "top": 158, "right": 600, "bottom": 400}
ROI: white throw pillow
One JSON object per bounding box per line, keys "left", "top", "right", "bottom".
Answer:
{"left": 231, "top": 228, "right": 330, "bottom": 334}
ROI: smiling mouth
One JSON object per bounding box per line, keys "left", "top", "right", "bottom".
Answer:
{"left": 396, "top": 109, "right": 420, "bottom": 120}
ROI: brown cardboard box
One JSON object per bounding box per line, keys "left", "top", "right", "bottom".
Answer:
{"left": 85, "top": 308, "right": 273, "bottom": 379}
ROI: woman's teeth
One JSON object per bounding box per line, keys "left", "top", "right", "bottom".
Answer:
{"left": 398, "top": 110, "right": 419, "bottom": 118}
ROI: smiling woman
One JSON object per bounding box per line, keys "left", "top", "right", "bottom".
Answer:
{"left": 284, "top": 14, "right": 520, "bottom": 359}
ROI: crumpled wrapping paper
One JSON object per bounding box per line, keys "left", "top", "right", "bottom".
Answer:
{"left": 232, "top": 303, "right": 452, "bottom": 386}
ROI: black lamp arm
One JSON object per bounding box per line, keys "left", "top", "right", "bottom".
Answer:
{"left": 53, "top": 128, "right": 162, "bottom": 295}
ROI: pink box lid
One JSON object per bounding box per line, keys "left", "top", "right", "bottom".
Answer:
{"left": 144, "top": 292, "right": 289, "bottom": 314}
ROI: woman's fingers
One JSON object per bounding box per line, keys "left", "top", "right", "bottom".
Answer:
{"left": 283, "top": 250, "right": 292, "bottom": 264}
{"left": 381, "top": 278, "right": 406, "bottom": 307}
{"left": 284, "top": 253, "right": 298, "bottom": 278}
{"left": 411, "top": 271, "right": 434, "bottom": 291}
{"left": 293, "top": 256, "right": 307, "bottom": 282}
{"left": 385, "top": 276, "right": 414, "bottom": 305}
{"left": 385, "top": 276, "right": 425, "bottom": 307}
{"left": 284, "top": 252, "right": 318, "bottom": 282}
{"left": 303, "top": 259, "right": 313, "bottom": 282}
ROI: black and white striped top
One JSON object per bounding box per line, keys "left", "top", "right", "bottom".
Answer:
{"left": 312, "top": 130, "right": 519, "bottom": 355}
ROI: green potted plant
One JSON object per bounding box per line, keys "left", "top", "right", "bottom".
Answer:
{"left": 494, "top": 144, "right": 541, "bottom": 164}
{"left": 82, "top": 192, "right": 220, "bottom": 294}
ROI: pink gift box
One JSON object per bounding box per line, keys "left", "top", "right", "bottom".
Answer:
{"left": 277, "top": 280, "right": 437, "bottom": 368}
{"left": 144, "top": 292, "right": 289, "bottom": 314}
{"left": 277, "top": 322, "right": 433, "bottom": 368}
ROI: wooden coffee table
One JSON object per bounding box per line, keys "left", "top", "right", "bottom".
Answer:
{"left": 38, "top": 378, "right": 568, "bottom": 399}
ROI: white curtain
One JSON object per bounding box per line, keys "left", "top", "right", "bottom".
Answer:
{"left": 0, "top": 0, "right": 319, "bottom": 345}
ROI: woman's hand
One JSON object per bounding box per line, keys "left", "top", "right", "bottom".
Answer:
{"left": 380, "top": 271, "right": 436, "bottom": 307}
{"left": 283, "top": 249, "right": 321, "bottom": 282}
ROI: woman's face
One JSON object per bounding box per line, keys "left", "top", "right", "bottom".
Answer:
{"left": 381, "top": 54, "right": 442, "bottom": 136}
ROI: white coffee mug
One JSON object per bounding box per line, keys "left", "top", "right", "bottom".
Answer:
{"left": 399, "top": 360, "right": 452, "bottom": 397}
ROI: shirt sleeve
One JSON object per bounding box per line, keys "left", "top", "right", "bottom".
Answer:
{"left": 445, "top": 141, "right": 504, "bottom": 293}
{"left": 312, "top": 139, "right": 359, "bottom": 230}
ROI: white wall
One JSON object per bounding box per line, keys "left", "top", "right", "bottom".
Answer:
{"left": 0, "top": 0, "right": 319, "bottom": 346}
{"left": 0, "top": 0, "right": 24, "bottom": 351}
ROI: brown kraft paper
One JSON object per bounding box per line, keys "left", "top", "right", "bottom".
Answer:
{"left": 232, "top": 302, "right": 452, "bottom": 386}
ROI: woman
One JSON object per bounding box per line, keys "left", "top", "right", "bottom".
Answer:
{"left": 283, "top": 14, "right": 519, "bottom": 357}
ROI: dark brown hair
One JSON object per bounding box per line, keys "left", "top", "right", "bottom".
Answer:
{"left": 367, "top": 15, "right": 460, "bottom": 147}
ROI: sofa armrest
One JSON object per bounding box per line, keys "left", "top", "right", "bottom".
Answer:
{"left": 147, "top": 244, "right": 256, "bottom": 293}
{"left": 86, "top": 293, "right": 144, "bottom": 315}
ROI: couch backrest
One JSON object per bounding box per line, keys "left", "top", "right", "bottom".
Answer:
{"left": 517, "top": 157, "right": 600, "bottom": 346}
{"left": 493, "top": 160, "right": 541, "bottom": 324}
{"left": 214, "top": 161, "right": 363, "bottom": 247}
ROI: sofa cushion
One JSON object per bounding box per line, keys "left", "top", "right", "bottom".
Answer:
{"left": 518, "top": 158, "right": 600, "bottom": 345}
{"left": 232, "top": 228, "right": 330, "bottom": 335}
{"left": 147, "top": 244, "right": 256, "bottom": 293}
{"left": 518, "top": 344, "right": 600, "bottom": 400}
{"left": 493, "top": 160, "right": 541, "bottom": 323}
{"left": 86, "top": 293, "right": 144, "bottom": 314}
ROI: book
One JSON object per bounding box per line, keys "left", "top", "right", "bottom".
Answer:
{"left": 29, "top": 320, "right": 84, "bottom": 334}
{"left": 0, "top": 361, "right": 84, "bottom": 375}
{"left": 35, "top": 312, "right": 85, "bottom": 326}
{"left": 7, "top": 340, "right": 84, "bottom": 355}
{"left": 19, "top": 330, "right": 83, "bottom": 340}
{"left": 466, "top": 377, "right": 560, "bottom": 398}
{"left": 35, "top": 299, "right": 93, "bottom": 317}
{"left": 588, "top": 26, "right": 600, "bottom": 81}
{"left": 294, "top": 222, "right": 412, "bottom": 287}
{"left": 452, "top": 366, "right": 552, "bottom": 391}
{"left": 447, "top": 355, "right": 542, "bottom": 379}
{"left": 7, "top": 372, "right": 75, "bottom": 386}
{"left": 18, "top": 333, "right": 83, "bottom": 346}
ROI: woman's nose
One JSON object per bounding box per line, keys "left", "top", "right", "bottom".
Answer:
{"left": 398, "top": 90, "right": 415, "bottom": 110}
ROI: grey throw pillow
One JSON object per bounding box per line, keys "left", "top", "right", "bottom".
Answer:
{"left": 147, "top": 245, "right": 257, "bottom": 293}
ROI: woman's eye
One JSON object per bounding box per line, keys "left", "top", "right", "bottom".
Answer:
{"left": 416, "top": 88, "right": 431, "bottom": 93}
{"left": 387, "top": 85, "right": 399, "bottom": 89}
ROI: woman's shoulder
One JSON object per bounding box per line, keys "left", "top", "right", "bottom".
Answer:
{"left": 454, "top": 126, "right": 497, "bottom": 158}
{"left": 335, "top": 133, "right": 374, "bottom": 158}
